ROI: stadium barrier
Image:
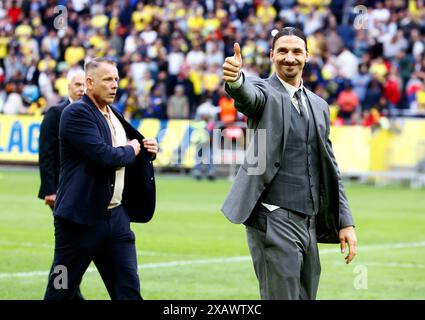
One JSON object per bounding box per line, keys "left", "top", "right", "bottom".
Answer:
{"left": 0, "top": 115, "right": 424, "bottom": 176}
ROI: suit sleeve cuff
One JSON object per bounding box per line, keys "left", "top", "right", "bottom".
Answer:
{"left": 340, "top": 215, "right": 355, "bottom": 229}
{"left": 226, "top": 72, "right": 243, "bottom": 89}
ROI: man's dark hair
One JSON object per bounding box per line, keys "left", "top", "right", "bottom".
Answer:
{"left": 271, "top": 27, "right": 308, "bottom": 52}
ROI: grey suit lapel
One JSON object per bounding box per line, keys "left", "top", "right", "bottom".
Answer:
{"left": 304, "top": 89, "right": 326, "bottom": 138}
{"left": 268, "top": 74, "right": 291, "bottom": 151}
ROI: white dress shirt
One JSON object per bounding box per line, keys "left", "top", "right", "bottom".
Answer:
{"left": 99, "top": 106, "right": 127, "bottom": 209}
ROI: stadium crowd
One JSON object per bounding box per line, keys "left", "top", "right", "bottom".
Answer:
{"left": 1, "top": 0, "right": 425, "bottom": 126}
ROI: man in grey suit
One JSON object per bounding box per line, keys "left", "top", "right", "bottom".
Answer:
{"left": 221, "top": 27, "right": 357, "bottom": 300}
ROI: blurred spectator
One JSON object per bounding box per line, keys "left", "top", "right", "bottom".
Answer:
{"left": 217, "top": 87, "right": 238, "bottom": 125}
{"left": 256, "top": 0, "right": 277, "bottom": 26}
{"left": 383, "top": 70, "right": 402, "bottom": 116}
{"left": 336, "top": 81, "right": 360, "bottom": 124}
{"left": 129, "top": 52, "right": 148, "bottom": 91}
{"left": 54, "top": 70, "right": 68, "bottom": 98}
{"left": 109, "top": 28, "right": 124, "bottom": 57}
{"left": 7, "top": 0, "right": 22, "bottom": 25}
{"left": 376, "top": 95, "right": 390, "bottom": 116}
{"left": 353, "top": 30, "right": 369, "bottom": 58}
{"left": 352, "top": 63, "right": 371, "bottom": 108}
{"left": 192, "top": 94, "right": 216, "bottom": 181}
{"left": 321, "top": 52, "right": 338, "bottom": 82}
{"left": 167, "top": 84, "right": 189, "bottom": 119}
{"left": 303, "top": 10, "right": 324, "bottom": 36}
{"left": 22, "top": 81, "right": 40, "bottom": 105}
{"left": 186, "top": 40, "right": 206, "bottom": 69}
{"left": 122, "top": 87, "right": 139, "bottom": 120}
{"left": 0, "top": 0, "right": 423, "bottom": 120}
{"left": 306, "top": 29, "right": 326, "bottom": 58}
{"left": 195, "top": 93, "right": 217, "bottom": 121}
{"left": 395, "top": 50, "right": 414, "bottom": 97}
{"left": 139, "top": 85, "right": 167, "bottom": 119}
{"left": 325, "top": 29, "right": 343, "bottom": 56}
{"left": 362, "top": 108, "right": 381, "bottom": 127}
{"left": 334, "top": 47, "right": 359, "bottom": 79}
{"left": 364, "top": 77, "right": 383, "bottom": 112}
{"left": 124, "top": 29, "right": 139, "bottom": 55}
{"left": 415, "top": 81, "right": 425, "bottom": 115}
{"left": 41, "top": 30, "right": 60, "bottom": 60}
{"left": 167, "top": 34, "right": 186, "bottom": 91}
{"left": 38, "top": 52, "right": 56, "bottom": 74}
{"left": 205, "top": 40, "right": 224, "bottom": 67}
{"left": 64, "top": 38, "right": 85, "bottom": 67}
{"left": 369, "top": 57, "right": 389, "bottom": 83}
{"left": 409, "top": 28, "right": 424, "bottom": 59}
{"left": 3, "top": 82, "right": 24, "bottom": 114}
{"left": 369, "top": 1, "right": 391, "bottom": 33}
{"left": 202, "top": 64, "right": 221, "bottom": 96}
{"left": 383, "top": 30, "right": 408, "bottom": 60}
{"left": 0, "top": 65, "right": 4, "bottom": 87}
{"left": 405, "top": 73, "right": 423, "bottom": 113}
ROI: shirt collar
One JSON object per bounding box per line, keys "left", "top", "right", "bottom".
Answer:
{"left": 276, "top": 75, "right": 304, "bottom": 99}
{"left": 100, "top": 105, "right": 112, "bottom": 118}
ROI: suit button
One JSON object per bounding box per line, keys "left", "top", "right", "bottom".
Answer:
{"left": 110, "top": 184, "right": 114, "bottom": 188}
{"left": 150, "top": 177, "right": 154, "bottom": 181}
{"left": 274, "top": 162, "right": 280, "bottom": 167}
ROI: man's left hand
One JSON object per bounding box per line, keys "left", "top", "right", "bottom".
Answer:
{"left": 143, "top": 138, "right": 158, "bottom": 156}
{"left": 339, "top": 226, "right": 357, "bottom": 264}
{"left": 44, "top": 194, "right": 56, "bottom": 206}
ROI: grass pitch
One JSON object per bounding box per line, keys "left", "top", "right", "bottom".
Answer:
{"left": 0, "top": 167, "right": 424, "bottom": 300}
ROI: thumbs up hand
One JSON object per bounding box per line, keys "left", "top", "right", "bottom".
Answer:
{"left": 222, "top": 42, "right": 243, "bottom": 83}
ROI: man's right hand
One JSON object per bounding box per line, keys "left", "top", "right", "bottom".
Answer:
{"left": 44, "top": 194, "right": 56, "bottom": 206}
{"left": 222, "top": 42, "right": 243, "bottom": 82}
{"left": 127, "top": 139, "right": 141, "bottom": 156}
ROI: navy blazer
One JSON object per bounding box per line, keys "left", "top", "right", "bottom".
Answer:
{"left": 54, "top": 94, "right": 156, "bottom": 226}
{"left": 38, "top": 99, "right": 69, "bottom": 199}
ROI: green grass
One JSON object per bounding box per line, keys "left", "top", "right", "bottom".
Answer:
{"left": 0, "top": 168, "right": 424, "bottom": 300}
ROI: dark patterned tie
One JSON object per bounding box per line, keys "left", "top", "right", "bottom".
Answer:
{"left": 294, "top": 89, "right": 308, "bottom": 120}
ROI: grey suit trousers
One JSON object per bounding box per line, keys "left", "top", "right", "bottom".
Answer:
{"left": 245, "top": 206, "right": 321, "bottom": 300}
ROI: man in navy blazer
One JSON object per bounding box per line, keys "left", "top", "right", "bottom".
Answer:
{"left": 44, "top": 57, "right": 157, "bottom": 300}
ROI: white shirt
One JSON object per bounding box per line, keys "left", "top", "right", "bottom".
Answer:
{"left": 335, "top": 49, "right": 359, "bottom": 79}
{"left": 186, "top": 50, "right": 206, "bottom": 68}
{"left": 99, "top": 106, "right": 127, "bottom": 209}
{"left": 168, "top": 51, "right": 185, "bottom": 75}
{"left": 276, "top": 75, "right": 309, "bottom": 118}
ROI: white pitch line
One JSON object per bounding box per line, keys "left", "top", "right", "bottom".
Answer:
{"left": 0, "top": 240, "right": 189, "bottom": 257}
{"left": 0, "top": 241, "right": 425, "bottom": 279}
{"left": 332, "top": 261, "right": 425, "bottom": 270}
{"left": 0, "top": 240, "right": 51, "bottom": 249}
{"left": 139, "top": 256, "right": 250, "bottom": 269}
{"left": 0, "top": 257, "right": 251, "bottom": 279}
{"left": 3, "top": 240, "right": 425, "bottom": 253}
{"left": 319, "top": 240, "right": 425, "bottom": 254}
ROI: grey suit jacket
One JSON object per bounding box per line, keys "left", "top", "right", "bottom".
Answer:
{"left": 221, "top": 73, "right": 354, "bottom": 243}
